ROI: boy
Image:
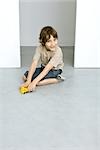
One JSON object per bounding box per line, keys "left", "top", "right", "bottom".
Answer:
{"left": 20, "top": 26, "right": 64, "bottom": 92}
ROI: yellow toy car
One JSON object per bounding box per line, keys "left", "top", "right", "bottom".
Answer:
{"left": 20, "top": 87, "right": 29, "bottom": 94}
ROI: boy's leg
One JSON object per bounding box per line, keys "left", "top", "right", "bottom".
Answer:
{"left": 43, "top": 69, "right": 62, "bottom": 79}
{"left": 36, "top": 68, "right": 62, "bottom": 86}
{"left": 22, "top": 68, "right": 64, "bottom": 86}
{"left": 37, "top": 78, "right": 59, "bottom": 86}
{"left": 22, "top": 67, "right": 43, "bottom": 82}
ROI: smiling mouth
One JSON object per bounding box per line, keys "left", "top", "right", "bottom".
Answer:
{"left": 50, "top": 47, "right": 55, "bottom": 49}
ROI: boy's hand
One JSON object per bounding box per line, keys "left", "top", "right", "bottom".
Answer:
{"left": 20, "top": 81, "right": 37, "bottom": 92}
{"left": 20, "top": 80, "right": 30, "bottom": 88}
{"left": 28, "top": 82, "right": 36, "bottom": 92}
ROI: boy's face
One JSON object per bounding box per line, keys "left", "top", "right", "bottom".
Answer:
{"left": 45, "top": 35, "right": 58, "bottom": 51}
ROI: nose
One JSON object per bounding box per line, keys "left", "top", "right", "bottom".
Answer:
{"left": 51, "top": 41, "right": 55, "bottom": 47}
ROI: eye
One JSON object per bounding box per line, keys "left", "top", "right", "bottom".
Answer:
{"left": 47, "top": 39, "right": 51, "bottom": 43}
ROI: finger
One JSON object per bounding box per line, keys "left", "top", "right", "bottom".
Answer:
{"left": 28, "top": 86, "right": 35, "bottom": 92}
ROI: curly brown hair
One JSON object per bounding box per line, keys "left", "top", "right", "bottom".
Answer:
{"left": 39, "top": 26, "right": 58, "bottom": 46}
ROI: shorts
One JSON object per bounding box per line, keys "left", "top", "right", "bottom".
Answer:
{"left": 24, "top": 65, "right": 62, "bottom": 81}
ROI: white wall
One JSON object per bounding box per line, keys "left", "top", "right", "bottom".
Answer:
{"left": 74, "top": 0, "right": 100, "bottom": 68}
{"left": 19, "top": 0, "right": 76, "bottom": 46}
{"left": 0, "top": 0, "right": 20, "bottom": 68}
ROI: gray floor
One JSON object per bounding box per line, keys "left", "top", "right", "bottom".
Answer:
{"left": 0, "top": 47, "right": 100, "bottom": 150}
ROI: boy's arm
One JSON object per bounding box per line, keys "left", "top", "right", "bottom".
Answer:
{"left": 26, "top": 60, "right": 38, "bottom": 82}
{"left": 31, "top": 63, "right": 53, "bottom": 85}
{"left": 20, "top": 60, "right": 38, "bottom": 88}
